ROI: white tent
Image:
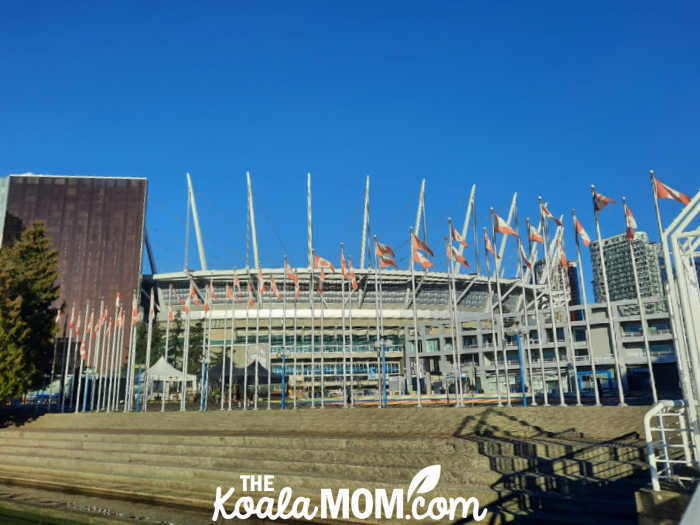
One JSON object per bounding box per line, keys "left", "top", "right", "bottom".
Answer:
{"left": 145, "top": 356, "right": 197, "bottom": 396}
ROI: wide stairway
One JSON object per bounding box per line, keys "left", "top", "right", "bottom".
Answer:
{"left": 0, "top": 406, "right": 651, "bottom": 524}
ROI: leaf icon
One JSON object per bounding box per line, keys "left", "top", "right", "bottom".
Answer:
{"left": 406, "top": 465, "right": 441, "bottom": 501}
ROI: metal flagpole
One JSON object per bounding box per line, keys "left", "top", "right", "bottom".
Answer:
{"left": 517, "top": 241, "right": 537, "bottom": 406}
{"left": 126, "top": 292, "right": 139, "bottom": 411}
{"left": 341, "top": 244, "right": 348, "bottom": 408}
{"left": 108, "top": 308, "right": 120, "bottom": 412}
{"left": 163, "top": 286, "right": 172, "bottom": 412}
{"left": 572, "top": 210, "right": 601, "bottom": 406}
{"left": 204, "top": 293, "right": 213, "bottom": 411}
{"left": 180, "top": 293, "right": 191, "bottom": 411}
{"left": 490, "top": 209, "right": 512, "bottom": 406}
{"left": 527, "top": 218, "right": 549, "bottom": 406}
{"left": 221, "top": 314, "right": 227, "bottom": 411}
{"left": 559, "top": 237, "right": 582, "bottom": 406}
{"left": 90, "top": 300, "right": 104, "bottom": 411}
{"left": 320, "top": 276, "right": 325, "bottom": 409}
{"left": 115, "top": 311, "right": 125, "bottom": 411}
{"left": 409, "top": 227, "right": 423, "bottom": 407}
{"left": 348, "top": 257, "right": 355, "bottom": 408}
{"left": 483, "top": 230, "right": 503, "bottom": 407}
{"left": 75, "top": 304, "right": 89, "bottom": 413}
{"left": 373, "top": 237, "right": 382, "bottom": 407}
{"left": 255, "top": 272, "right": 261, "bottom": 410}
{"left": 243, "top": 281, "right": 250, "bottom": 410}
{"left": 448, "top": 219, "right": 464, "bottom": 407}
{"left": 267, "top": 295, "right": 272, "bottom": 410}
{"left": 228, "top": 274, "right": 235, "bottom": 410}
{"left": 99, "top": 317, "right": 109, "bottom": 411}
{"left": 377, "top": 247, "right": 386, "bottom": 408}
{"left": 622, "top": 197, "right": 658, "bottom": 403}
{"left": 310, "top": 258, "right": 316, "bottom": 408}
{"left": 143, "top": 289, "right": 155, "bottom": 412}
{"left": 61, "top": 305, "right": 75, "bottom": 412}
{"left": 82, "top": 309, "right": 95, "bottom": 412}
{"left": 591, "top": 185, "right": 626, "bottom": 405}
{"left": 105, "top": 317, "right": 115, "bottom": 411}
{"left": 95, "top": 311, "right": 107, "bottom": 411}
{"left": 537, "top": 198, "right": 566, "bottom": 405}
{"left": 282, "top": 260, "right": 289, "bottom": 409}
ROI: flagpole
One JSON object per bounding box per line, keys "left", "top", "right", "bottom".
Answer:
{"left": 163, "top": 286, "right": 172, "bottom": 412}
{"left": 282, "top": 260, "right": 288, "bottom": 410}
{"left": 181, "top": 296, "right": 191, "bottom": 412}
{"left": 310, "top": 255, "right": 316, "bottom": 408}
{"left": 243, "top": 280, "right": 250, "bottom": 410}
{"left": 650, "top": 171, "right": 688, "bottom": 398}
{"left": 228, "top": 273, "right": 236, "bottom": 411}
{"left": 205, "top": 293, "right": 213, "bottom": 411}
{"left": 516, "top": 240, "right": 536, "bottom": 406}
{"left": 75, "top": 304, "right": 90, "bottom": 413}
{"left": 591, "top": 185, "right": 626, "bottom": 405}
{"left": 490, "top": 209, "right": 512, "bottom": 406}
{"left": 348, "top": 257, "right": 356, "bottom": 408}
{"left": 60, "top": 305, "right": 75, "bottom": 412}
{"left": 320, "top": 276, "right": 325, "bottom": 409}
{"left": 267, "top": 293, "right": 272, "bottom": 410}
{"left": 143, "top": 290, "right": 154, "bottom": 412}
{"left": 448, "top": 219, "right": 464, "bottom": 407}
{"left": 255, "top": 272, "right": 261, "bottom": 410}
{"left": 108, "top": 306, "right": 120, "bottom": 412}
{"left": 409, "top": 227, "right": 423, "bottom": 407}
{"left": 537, "top": 198, "right": 566, "bottom": 405}
{"left": 572, "top": 210, "right": 601, "bottom": 406}
{"left": 220, "top": 313, "right": 227, "bottom": 411}
{"left": 622, "top": 197, "right": 658, "bottom": 403}
{"left": 81, "top": 309, "right": 94, "bottom": 412}
{"left": 559, "top": 237, "right": 582, "bottom": 406}
{"left": 483, "top": 231, "right": 503, "bottom": 407}
{"left": 126, "top": 292, "right": 139, "bottom": 412}
{"left": 116, "top": 311, "right": 126, "bottom": 411}
{"left": 373, "top": 236, "right": 382, "bottom": 407}
{"left": 340, "top": 244, "right": 348, "bottom": 408}
{"left": 105, "top": 315, "right": 115, "bottom": 411}
{"left": 90, "top": 300, "right": 104, "bottom": 411}
{"left": 526, "top": 219, "right": 548, "bottom": 406}
{"left": 96, "top": 310, "right": 107, "bottom": 411}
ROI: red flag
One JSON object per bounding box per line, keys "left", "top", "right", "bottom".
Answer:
{"left": 115, "top": 292, "right": 120, "bottom": 309}
{"left": 203, "top": 289, "right": 210, "bottom": 313}
{"left": 593, "top": 190, "right": 615, "bottom": 212}
{"left": 413, "top": 249, "right": 434, "bottom": 269}
{"left": 74, "top": 315, "right": 81, "bottom": 337}
{"left": 451, "top": 224, "right": 468, "bottom": 248}
{"left": 314, "top": 254, "right": 336, "bottom": 273}
{"left": 557, "top": 240, "right": 568, "bottom": 268}
{"left": 87, "top": 312, "right": 94, "bottom": 335}
{"left": 106, "top": 320, "right": 112, "bottom": 337}
{"left": 528, "top": 223, "right": 544, "bottom": 244}
{"left": 494, "top": 213, "right": 518, "bottom": 236}
{"left": 411, "top": 233, "right": 434, "bottom": 257}
{"left": 168, "top": 304, "right": 174, "bottom": 321}
{"left": 653, "top": 176, "right": 690, "bottom": 206}
{"left": 68, "top": 306, "right": 75, "bottom": 331}
{"left": 132, "top": 293, "right": 139, "bottom": 325}
{"left": 209, "top": 279, "right": 217, "bottom": 300}
{"left": 190, "top": 283, "right": 201, "bottom": 305}
{"left": 448, "top": 245, "right": 468, "bottom": 267}
{"left": 379, "top": 254, "right": 399, "bottom": 268}
{"left": 374, "top": 239, "right": 395, "bottom": 258}
{"left": 258, "top": 269, "right": 266, "bottom": 295}
{"left": 624, "top": 203, "right": 637, "bottom": 240}
{"left": 518, "top": 240, "right": 532, "bottom": 268}
{"left": 271, "top": 277, "right": 282, "bottom": 300}
{"left": 118, "top": 310, "right": 124, "bottom": 328}
{"left": 285, "top": 261, "right": 299, "bottom": 283}
{"left": 226, "top": 283, "right": 233, "bottom": 300}
{"left": 183, "top": 292, "right": 190, "bottom": 313}
{"left": 340, "top": 251, "right": 350, "bottom": 280}
{"left": 542, "top": 204, "right": 563, "bottom": 227}
{"left": 484, "top": 231, "right": 500, "bottom": 258}
{"left": 100, "top": 309, "right": 107, "bottom": 326}
{"left": 80, "top": 341, "right": 87, "bottom": 361}
{"left": 247, "top": 283, "right": 255, "bottom": 307}
{"left": 348, "top": 256, "right": 359, "bottom": 291}
{"left": 295, "top": 280, "right": 301, "bottom": 298}
{"left": 574, "top": 216, "right": 591, "bottom": 247}
{"left": 55, "top": 309, "right": 62, "bottom": 325}
{"left": 233, "top": 273, "right": 242, "bottom": 296}
{"left": 149, "top": 288, "right": 155, "bottom": 317}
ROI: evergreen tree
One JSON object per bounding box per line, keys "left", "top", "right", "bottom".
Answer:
{"left": 0, "top": 221, "right": 60, "bottom": 402}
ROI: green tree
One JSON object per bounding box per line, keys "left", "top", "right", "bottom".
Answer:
{"left": 0, "top": 221, "right": 60, "bottom": 402}
{"left": 134, "top": 319, "right": 165, "bottom": 368}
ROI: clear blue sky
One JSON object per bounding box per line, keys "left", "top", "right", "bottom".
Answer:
{"left": 2, "top": 2, "right": 698, "bottom": 280}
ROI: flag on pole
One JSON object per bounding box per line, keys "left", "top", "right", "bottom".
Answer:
{"left": 413, "top": 249, "right": 434, "bottom": 269}
{"left": 340, "top": 251, "right": 350, "bottom": 280}
{"left": 209, "top": 279, "right": 217, "bottom": 300}
{"left": 314, "top": 254, "right": 336, "bottom": 272}
{"left": 234, "top": 273, "right": 242, "bottom": 296}
{"left": 80, "top": 341, "right": 87, "bottom": 361}
{"left": 518, "top": 239, "right": 532, "bottom": 268}
{"left": 132, "top": 293, "right": 138, "bottom": 325}
{"left": 190, "top": 283, "right": 201, "bottom": 305}
{"left": 149, "top": 288, "right": 155, "bottom": 317}
{"left": 106, "top": 319, "right": 112, "bottom": 337}
{"left": 100, "top": 308, "right": 107, "bottom": 326}
{"left": 374, "top": 239, "right": 395, "bottom": 258}
{"left": 494, "top": 213, "right": 518, "bottom": 236}
{"left": 484, "top": 231, "right": 499, "bottom": 258}
{"left": 448, "top": 245, "right": 469, "bottom": 267}
{"left": 542, "top": 204, "right": 563, "bottom": 226}
{"left": 451, "top": 224, "right": 468, "bottom": 248}
{"left": 271, "top": 277, "right": 282, "bottom": 300}
{"left": 285, "top": 261, "right": 298, "bottom": 283}
{"left": 624, "top": 202, "right": 637, "bottom": 240}
{"left": 74, "top": 315, "right": 81, "bottom": 337}
{"left": 68, "top": 306, "right": 75, "bottom": 331}
{"left": 593, "top": 190, "right": 615, "bottom": 211}
{"left": 183, "top": 292, "right": 190, "bottom": 313}
{"left": 258, "top": 269, "right": 266, "bottom": 295}
{"left": 574, "top": 216, "right": 591, "bottom": 247}
{"left": 379, "top": 254, "right": 399, "bottom": 268}
{"left": 117, "top": 310, "right": 124, "bottom": 328}
{"left": 87, "top": 312, "right": 94, "bottom": 335}
{"left": 411, "top": 233, "right": 434, "bottom": 257}
{"left": 348, "top": 257, "right": 359, "bottom": 291}
{"left": 653, "top": 176, "right": 690, "bottom": 205}
{"left": 557, "top": 240, "right": 568, "bottom": 268}
{"left": 528, "top": 223, "right": 544, "bottom": 244}
{"left": 247, "top": 283, "right": 255, "bottom": 307}
{"left": 115, "top": 292, "right": 120, "bottom": 309}
{"left": 55, "top": 309, "right": 62, "bottom": 325}
{"left": 203, "top": 288, "right": 210, "bottom": 313}
{"left": 168, "top": 303, "right": 174, "bottom": 321}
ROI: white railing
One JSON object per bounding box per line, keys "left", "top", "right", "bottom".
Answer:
{"left": 644, "top": 400, "right": 698, "bottom": 491}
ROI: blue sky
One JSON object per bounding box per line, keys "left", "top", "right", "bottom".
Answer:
{"left": 1, "top": 2, "right": 698, "bottom": 281}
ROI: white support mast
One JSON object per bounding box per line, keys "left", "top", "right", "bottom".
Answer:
{"left": 456, "top": 184, "right": 476, "bottom": 274}
{"left": 307, "top": 172, "right": 313, "bottom": 268}
{"left": 246, "top": 171, "right": 260, "bottom": 270}
{"left": 186, "top": 172, "right": 208, "bottom": 271}
{"left": 360, "top": 175, "right": 370, "bottom": 269}
{"left": 414, "top": 178, "right": 426, "bottom": 237}
{"left": 496, "top": 192, "right": 517, "bottom": 276}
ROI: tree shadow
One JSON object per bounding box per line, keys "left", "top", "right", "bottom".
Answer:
{"left": 0, "top": 405, "right": 48, "bottom": 429}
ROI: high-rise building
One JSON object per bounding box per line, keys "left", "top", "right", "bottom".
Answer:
{"left": 0, "top": 173, "right": 148, "bottom": 322}
{"left": 590, "top": 231, "right": 664, "bottom": 302}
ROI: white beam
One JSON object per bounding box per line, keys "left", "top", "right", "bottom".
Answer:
{"left": 186, "top": 172, "right": 207, "bottom": 271}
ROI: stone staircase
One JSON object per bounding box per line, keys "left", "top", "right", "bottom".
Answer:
{"left": 0, "top": 406, "right": 651, "bottom": 524}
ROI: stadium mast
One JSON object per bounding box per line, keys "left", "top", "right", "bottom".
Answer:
{"left": 246, "top": 171, "right": 261, "bottom": 270}
{"left": 360, "top": 175, "right": 370, "bottom": 269}
{"left": 185, "top": 172, "right": 208, "bottom": 271}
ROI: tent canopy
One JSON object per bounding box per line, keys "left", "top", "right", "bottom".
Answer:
{"left": 146, "top": 356, "right": 196, "bottom": 383}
